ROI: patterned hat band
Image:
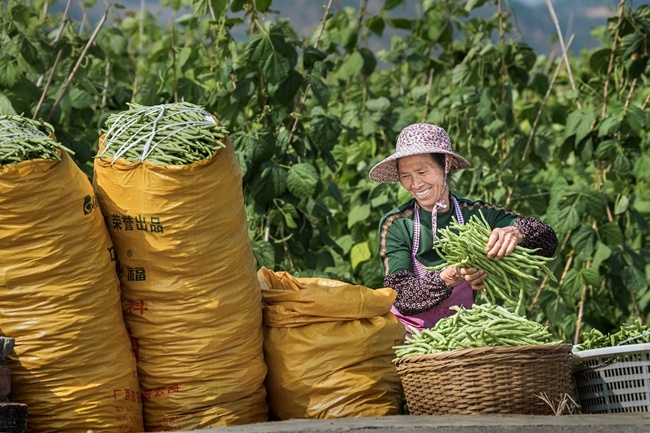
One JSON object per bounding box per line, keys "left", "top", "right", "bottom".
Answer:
{"left": 368, "top": 123, "right": 471, "bottom": 183}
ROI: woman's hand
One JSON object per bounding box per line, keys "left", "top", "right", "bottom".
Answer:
{"left": 440, "top": 266, "right": 487, "bottom": 291}
{"left": 486, "top": 226, "right": 524, "bottom": 261}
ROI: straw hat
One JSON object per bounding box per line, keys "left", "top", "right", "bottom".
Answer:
{"left": 369, "top": 123, "right": 471, "bottom": 183}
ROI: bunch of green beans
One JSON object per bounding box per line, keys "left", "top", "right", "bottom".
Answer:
{"left": 426, "top": 212, "right": 556, "bottom": 314}
{"left": 97, "top": 101, "right": 228, "bottom": 165}
{"left": 576, "top": 323, "right": 650, "bottom": 351}
{"left": 0, "top": 115, "right": 73, "bottom": 165}
{"left": 393, "top": 303, "right": 561, "bottom": 359}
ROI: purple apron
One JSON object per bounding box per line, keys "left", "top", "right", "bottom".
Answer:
{"left": 390, "top": 196, "right": 474, "bottom": 333}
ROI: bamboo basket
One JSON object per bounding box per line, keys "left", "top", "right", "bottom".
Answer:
{"left": 395, "top": 344, "right": 573, "bottom": 415}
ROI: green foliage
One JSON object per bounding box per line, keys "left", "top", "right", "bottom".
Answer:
{"left": 1, "top": 0, "right": 649, "bottom": 343}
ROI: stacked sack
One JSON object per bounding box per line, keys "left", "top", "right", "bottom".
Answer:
{"left": 0, "top": 115, "right": 143, "bottom": 432}
{"left": 258, "top": 267, "right": 405, "bottom": 419}
{"left": 93, "top": 102, "right": 268, "bottom": 431}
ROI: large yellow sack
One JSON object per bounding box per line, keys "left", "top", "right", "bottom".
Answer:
{"left": 0, "top": 152, "right": 143, "bottom": 432}
{"left": 93, "top": 135, "right": 268, "bottom": 431}
{"left": 258, "top": 267, "right": 405, "bottom": 420}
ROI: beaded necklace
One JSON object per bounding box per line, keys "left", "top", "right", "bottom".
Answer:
{"left": 411, "top": 194, "right": 464, "bottom": 278}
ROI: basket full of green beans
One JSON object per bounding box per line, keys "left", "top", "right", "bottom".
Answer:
{"left": 96, "top": 101, "right": 228, "bottom": 166}
{"left": 0, "top": 115, "right": 73, "bottom": 166}
{"left": 393, "top": 304, "right": 573, "bottom": 415}
{"left": 572, "top": 323, "right": 650, "bottom": 413}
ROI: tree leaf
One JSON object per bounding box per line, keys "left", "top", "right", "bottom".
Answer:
{"left": 278, "top": 202, "right": 299, "bottom": 229}
{"left": 358, "top": 47, "right": 377, "bottom": 75}
{"left": 310, "top": 115, "right": 342, "bottom": 150}
{"left": 250, "top": 161, "right": 286, "bottom": 204}
{"left": 252, "top": 240, "right": 275, "bottom": 269}
{"left": 303, "top": 46, "right": 326, "bottom": 70}
{"left": 263, "top": 51, "right": 290, "bottom": 84}
{"left": 591, "top": 241, "right": 612, "bottom": 270}
{"left": 383, "top": 0, "right": 405, "bottom": 11}
{"left": 0, "top": 93, "right": 18, "bottom": 115}
{"left": 211, "top": 0, "right": 228, "bottom": 16}
{"left": 245, "top": 34, "right": 271, "bottom": 64}
{"left": 465, "top": 0, "right": 489, "bottom": 12}
{"left": 570, "top": 225, "right": 596, "bottom": 258}
{"left": 623, "top": 105, "right": 644, "bottom": 135}
{"left": 365, "top": 16, "right": 385, "bottom": 36}
{"left": 562, "top": 269, "right": 583, "bottom": 301}
{"left": 589, "top": 48, "right": 611, "bottom": 74}
{"left": 351, "top": 241, "right": 372, "bottom": 271}
{"left": 581, "top": 268, "right": 601, "bottom": 287}
{"left": 366, "top": 96, "right": 390, "bottom": 113}
{"left": 231, "top": 79, "right": 255, "bottom": 102}
{"left": 253, "top": 0, "right": 271, "bottom": 12}
{"left": 622, "top": 266, "right": 647, "bottom": 293}
{"left": 308, "top": 75, "right": 330, "bottom": 108}
{"left": 633, "top": 154, "right": 650, "bottom": 181}
{"left": 176, "top": 46, "right": 193, "bottom": 71}
{"left": 286, "top": 163, "right": 319, "bottom": 199}
{"left": 243, "top": 127, "right": 275, "bottom": 165}
{"left": 230, "top": 0, "right": 246, "bottom": 12}
{"left": 613, "top": 152, "right": 632, "bottom": 174}
{"left": 598, "top": 222, "right": 623, "bottom": 246}
{"left": 0, "top": 56, "right": 20, "bottom": 87}
{"left": 68, "top": 88, "right": 94, "bottom": 109}
{"left": 348, "top": 204, "right": 371, "bottom": 229}
{"left": 335, "top": 51, "right": 364, "bottom": 80}
{"left": 336, "top": 234, "right": 353, "bottom": 255}
{"left": 564, "top": 109, "right": 596, "bottom": 144}
{"left": 614, "top": 194, "right": 629, "bottom": 215}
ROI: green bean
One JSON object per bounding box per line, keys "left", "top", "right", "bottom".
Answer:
{"left": 97, "top": 101, "right": 228, "bottom": 166}
{"left": 576, "top": 323, "right": 650, "bottom": 350}
{"left": 393, "top": 304, "right": 561, "bottom": 360}
{"left": 0, "top": 115, "right": 74, "bottom": 165}
{"left": 425, "top": 211, "right": 556, "bottom": 313}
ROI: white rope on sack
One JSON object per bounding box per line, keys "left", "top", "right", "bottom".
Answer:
{"left": 100, "top": 101, "right": 226, "bottom": 166}
{"left": 0, "top": 116, "right": 72, "bottom": 164}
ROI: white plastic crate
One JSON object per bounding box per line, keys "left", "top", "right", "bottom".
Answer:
{"left": 572, "top": 343, "right": 650, "bottom": 413}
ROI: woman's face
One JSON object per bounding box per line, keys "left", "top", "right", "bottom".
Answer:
{"left": 397, "top": 153, "right": 447, "bottom": 212}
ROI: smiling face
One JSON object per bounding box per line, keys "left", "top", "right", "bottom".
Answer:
{"left": 397, "top": 153, "right": 447, "bottom": 212}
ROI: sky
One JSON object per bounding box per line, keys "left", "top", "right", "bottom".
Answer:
{"left": 60, "top": 0, "right": 620, "bottom": 56}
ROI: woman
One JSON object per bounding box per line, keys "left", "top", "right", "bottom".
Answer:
{"left": 369, "top": 123, "right": 558, "bottom": 333}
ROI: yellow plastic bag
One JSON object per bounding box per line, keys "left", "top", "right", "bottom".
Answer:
{"left": 93, "top": 135, "right": 268, "bottom": 431}
{"left": 258, "top": 267, "right": 405, "bottom": 420}
{"left": 0, "top": 152, "right": 143, "bottom": 432}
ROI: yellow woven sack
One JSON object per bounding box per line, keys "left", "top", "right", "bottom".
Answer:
{"left": 0, "top": 152, "right": 143, "bottom": 432}
{"left": 258, "top": 267, "right": 405, "bottom": 420}
{"left": 93, "top": 136, "right": 268, "bottom": 431}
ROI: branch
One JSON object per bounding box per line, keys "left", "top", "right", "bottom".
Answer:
{"left": 421, "top": 68, "right": 435, "bottom": 123}
{"left": 601, "top": 0, "right": 627, "bottom": 120}
{"left": 522, "top": 35, "right": 575, "bottom": 162}
{"left": 33, "top": 0, "right": 73, "bottom": 119}
{"left": 545, "top": 0, "right": 581, "bottom": 109}
{"left": 528, "top": 231, "right": 571, "bottom": 313}
{"left": 170, "top": 16, "right": 178, "bottom": 102}
{"left": 285, "top": 0, "right": 334, "bottom": 146}
{"left": 46, "top": 7, "right": 110, "bottom": 121}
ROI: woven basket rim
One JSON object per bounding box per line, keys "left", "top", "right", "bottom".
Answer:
{"left": 395, "top": 343, "right": 572, "bottom": 366}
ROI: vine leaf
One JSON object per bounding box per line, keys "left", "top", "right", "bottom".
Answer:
{"left": 351, "top": 241, "right": 371, "bottom": 271}
{"left": 287, "top": 163, "right": 318, "bottom": 199}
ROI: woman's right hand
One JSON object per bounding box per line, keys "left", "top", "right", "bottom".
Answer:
{"left": 440, "top": 266, "right": 487, "bottom": 291}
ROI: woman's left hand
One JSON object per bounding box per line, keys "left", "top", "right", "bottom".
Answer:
{"left": 486, "top": 226, "right": 524, "bottom": 261}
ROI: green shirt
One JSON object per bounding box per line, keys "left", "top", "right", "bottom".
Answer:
{"left": 378, "top": 194, "right": 517, "bottom": 276}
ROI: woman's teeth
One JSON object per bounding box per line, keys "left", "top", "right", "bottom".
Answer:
{"left": 415, "top": 188, "right": 431, "bottom": 198}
